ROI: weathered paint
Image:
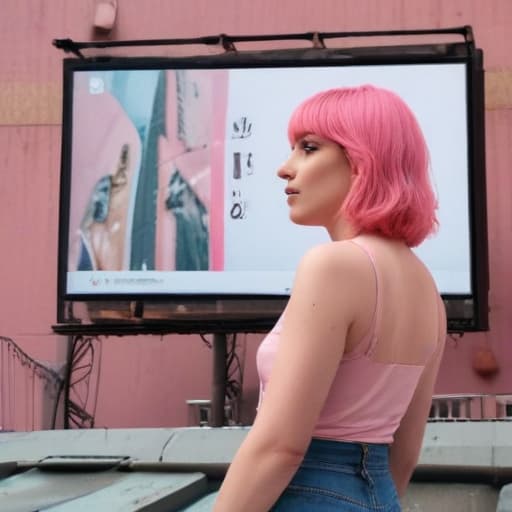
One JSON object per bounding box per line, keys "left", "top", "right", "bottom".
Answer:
{"left": 0, "top": 0, "right": 511, "bottom": 430}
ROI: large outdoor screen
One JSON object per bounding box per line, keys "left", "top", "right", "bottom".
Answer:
{"left": 57, "top": 45, "right": 488, "bottom": 331}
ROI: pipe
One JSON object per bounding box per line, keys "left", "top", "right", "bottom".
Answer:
{"left": 413, "top": 464, "right": 512, "bottom": 486}
{"left": 6, "top": 458, "right": 512, "bottom": 486}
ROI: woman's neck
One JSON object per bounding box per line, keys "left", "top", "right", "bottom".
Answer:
{"left": 326, "top": 217, "right": 358, "bottom": 241}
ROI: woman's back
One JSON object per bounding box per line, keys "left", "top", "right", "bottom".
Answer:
{"left": 256, "top": 234, "right": 444, "bottom": 445}
{"left": 344, "top": 234, "right": 442, "bottom": 367}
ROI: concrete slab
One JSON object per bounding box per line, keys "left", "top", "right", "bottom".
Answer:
{"left": 0, "top": 468, "right": 207, "bottom": 512}
{"left": 0, "top": 427, "right": 250, "bottom": 466}
{"left": 493, "top": 423, "right": 512, "bottom": 467}
{"left": 161, "top": 427, "right": 249, "bottom": 463}
{"left": 0, "top": 428, "right": 180, "bottom": 462}
{"left": 0, "top": 468, "right": 125, "bottom": 512}
{"left": 1, "top": 423, "right": 511, "bottom": 511}
{"left": 420, "top": 422, "right": 495, "bottom": 466}
{"left": 497, "top": 484, "right": 512, "bottom": 511}
{"left": 402, "top": 483, "right": 498, "bottom": 512}
{"left": 181, "top": 491, "right": 219, "bottom": 511}
{"left": 45, "top": 472, "right": 207, "bottom": 512}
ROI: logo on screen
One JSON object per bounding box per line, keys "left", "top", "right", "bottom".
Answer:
{"left": 89, "top": 77, "right": 105, "bottom": 95}
{"left": 89, "top": 275, "right": 103, "bottom": 287}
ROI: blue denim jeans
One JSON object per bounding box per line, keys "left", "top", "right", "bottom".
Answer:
{"left": 271, "top": 438, "right": 401, "bottom": 511}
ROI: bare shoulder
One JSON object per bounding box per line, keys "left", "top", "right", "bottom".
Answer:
{"left": 291, "top": 241, "right": 376, "bottom": 312}
{"left": 297, "top": 240, "right": 374, "bottom": 276}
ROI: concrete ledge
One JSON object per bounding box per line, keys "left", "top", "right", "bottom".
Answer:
{"left": 498, "top": 484, "right": 512, "bottom": 512}
{"left": 403, "top": 483, "right": 498, "bottom": 512}
{"left": 421, "top": 422, "right": 512, "bottom": 468}
{"left": 0, "top": 427, "right": 249, "bottom": 464}
{"left": 1, "top": 423, "right": 511, "bottom": 511}
{"left": 2, "top": 422, "right": 512, "bottom": 470}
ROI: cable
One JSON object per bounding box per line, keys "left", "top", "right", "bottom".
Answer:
{"left": 50, "top": 377, "right": 66, "bottom": 429}
{"left": 199, "top": 333, "right": 212, "bottom": 349}
{"left": 63, "top": 335, "right": 101, "bottom": 429}
{"left": 223, "top": 333, "right": 247, "bottom": 423}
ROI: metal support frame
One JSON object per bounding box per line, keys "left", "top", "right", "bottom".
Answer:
{"left": 59, "top": 328, "right": 233, "bottom": 429}
{"left": 52, "top": 26, "right": 474, "bottom": 59}
{"left": 211, "top": 334, "right": 228, "bottom": 427}
{"left": 52, "top": 24, "right": 483, "bottom": 428}
{"left": 63, "top": 334, "right": 101, "bottom": 429}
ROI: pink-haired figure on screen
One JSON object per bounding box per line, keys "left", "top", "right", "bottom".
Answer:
{"left": 214, "top": 85, "right": 446, "bottom": 512}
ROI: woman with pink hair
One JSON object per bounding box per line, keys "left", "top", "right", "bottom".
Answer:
{"left": 214, "top": 85, "right": 446, "bottom": 511}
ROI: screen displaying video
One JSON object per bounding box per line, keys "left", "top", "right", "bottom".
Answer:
{"left": 64, "top": 63, "right": 471, "bottom": 297}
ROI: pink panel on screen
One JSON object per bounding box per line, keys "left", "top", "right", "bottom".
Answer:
{"left": 155, "top": 69, "right": 228, "bottom": 271}
{"left": 210, "top": 70, "right": 229, "bottom": 270}
{"left": 69, "top": 73, "right": 141, "bottom": 271}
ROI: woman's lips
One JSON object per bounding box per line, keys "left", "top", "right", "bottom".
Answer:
{"left": 286, "top": 188, "right": 299, "bottom": 204}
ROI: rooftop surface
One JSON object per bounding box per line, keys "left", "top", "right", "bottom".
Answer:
{"left": 1, "top": 422, "right": 511, "bottom": 511}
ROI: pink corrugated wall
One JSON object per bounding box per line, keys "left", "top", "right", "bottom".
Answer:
{"left": 0, "top": 0, "right": 511, "bottom": 429}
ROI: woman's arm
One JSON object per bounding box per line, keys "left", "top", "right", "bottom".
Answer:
{"left": 213, "top": 243, "right": 375, "bottom": 512}
{"left": 389, "top": 296, "right": 447, "bottom": 496}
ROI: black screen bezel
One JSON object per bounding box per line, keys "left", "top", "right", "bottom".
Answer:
{"left": 56, "top": 43, "right": 489, "bottom": 333}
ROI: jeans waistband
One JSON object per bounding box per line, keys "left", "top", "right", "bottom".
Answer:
{"left": 305, "top": 437, "right": 390, "bottom": 470}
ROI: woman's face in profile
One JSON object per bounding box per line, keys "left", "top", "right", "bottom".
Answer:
{"left": 277, "top": 134, "right": 353, "bottom": 227}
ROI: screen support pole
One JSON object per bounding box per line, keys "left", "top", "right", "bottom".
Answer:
{"left": 211, "top": 333, "right": 227, "bottom": 427}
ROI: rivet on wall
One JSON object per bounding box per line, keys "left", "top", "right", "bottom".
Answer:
{"left": 93, "top": 0, "right": 118, "bottom": 32}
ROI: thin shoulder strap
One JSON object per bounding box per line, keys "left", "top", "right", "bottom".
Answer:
{"left": 347, "top": 238, "right": 381, "bottom": 356}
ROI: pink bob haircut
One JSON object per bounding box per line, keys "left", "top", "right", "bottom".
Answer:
{"left": 287, "top": 85, "right": 438, "bottom": 247}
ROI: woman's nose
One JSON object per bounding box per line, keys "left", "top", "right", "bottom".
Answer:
{"left": 277, "top": 159, "right": 295, "bottom": 181}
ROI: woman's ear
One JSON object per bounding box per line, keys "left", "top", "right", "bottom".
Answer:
{"left": 343, "top": 149, "right": 358, "bottom": 179}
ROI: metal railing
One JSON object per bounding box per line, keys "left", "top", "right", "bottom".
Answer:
{"left": 429, "top": 394, "right": 512, "bottom": 421}
{"left": 0, "top": 336, "right": 64, "bottom": 431}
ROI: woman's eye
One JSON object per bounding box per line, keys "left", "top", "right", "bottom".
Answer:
{"left": 301, "top": 141, "right": 318, "bottom": 153}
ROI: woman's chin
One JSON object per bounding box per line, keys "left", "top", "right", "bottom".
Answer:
{"left": 288, "top": 211, "right": 304, "bottom": 225}
{"left": 289, "top": 211, "right": 318, "bottom": 227}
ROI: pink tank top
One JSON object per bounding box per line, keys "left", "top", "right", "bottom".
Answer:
{"left": 256, "top": 239, "right": 436, "bottom": 444}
